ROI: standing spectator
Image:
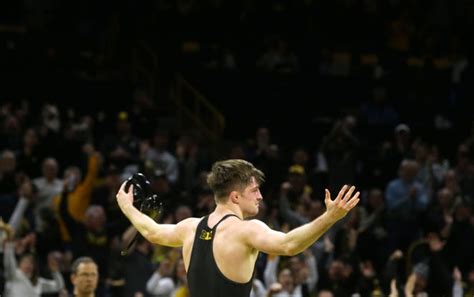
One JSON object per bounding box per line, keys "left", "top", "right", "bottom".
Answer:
{"left": 387, "top": 124, "right": 414, "bottom": 178}
{"left": 59, "top": 195, "right": 114, "bottom": 296}
{"left": 359, "top": 86, "right": 400, "bottom": 145}
{"left": 444, "top": 201, "right": 474, "bottom": 276}
{"left": 32, "top": 157, "right": 63, "bottom": 230}
{"left": 0, "top": 150, "right": 18, "bottom": 194}
{"left": 1, "top": 221, "right": 65, "bottom": 297}
{"left": 453, "top": 143, "right": 474, "bottom": 200}
{"left": 100, "top": 111, "right": 139, "bottom": 171}
{"left": 385, "top": 159, "right": 429, "bottom": 253}
{"left": 321, "top": 116, "right": 360, "bottom": 191}
{"left": 248, "top": 126, "right": 285, "bottom": 188}
{"left": 175, "top": 132, "right": 210, "bottom": 193}
{"left": 142, "top": 129, "right": 179, "bottom": 185}
{"left": 423, "top": 187, "right": 455, "bottom": 237}
{"left": 122, "top": 234, "right": 154, "bottom": 297}
{"left": 357, "top": 188, "right": 388, "bottom": 273}
{"left": 53, "top": 144, "right": 101, "bottom": 242}
{"left": 413, "top": 140, "right": 435, "bottom": 197}
{"left": 16, "top": 127, "right": 43, "bottom": 177}
{"left": 282, "top": 165, "right": 313, "bottom": 210}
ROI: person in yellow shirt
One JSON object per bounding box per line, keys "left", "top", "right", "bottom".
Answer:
{"left": 53, "top": 144, "right": 101, "bottom": 242}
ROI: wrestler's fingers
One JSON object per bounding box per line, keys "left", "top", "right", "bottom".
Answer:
{"left": 335, "top": 185, "right": 348, "bottom": 202}
{"left": 126, "top": 183, "right": 134, "bottom": 194}
{"left": 325, "top": 189, "right": 331, "bottom": 204}
{"left": 118, "top": 181, "right": 133, "bottom": 195}
{"left": 347, "top": 192, "right": 360, "bottom": 209}
{"left": 342, "top": 186, "right": 356, "bottom": 203}
{"left": 119, "top": 181, "right": 127, "bottom": 192}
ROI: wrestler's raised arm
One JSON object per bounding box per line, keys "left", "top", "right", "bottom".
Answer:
{"left": 116, "top": 181, "right": 197, "bottom": 247}
{"left": 242, "top": 185, "right": 359, "bottom": 256}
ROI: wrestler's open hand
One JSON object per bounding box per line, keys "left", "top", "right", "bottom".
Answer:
{"left": 324, "top": 185, "right": 360, "bottom": 221}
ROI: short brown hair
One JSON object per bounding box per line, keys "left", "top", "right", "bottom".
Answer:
{"left": 71, "top": 257, "right": 97, "bottom": 274}
{"left": 207, "top": 159, "right": 265, "bottom": 203}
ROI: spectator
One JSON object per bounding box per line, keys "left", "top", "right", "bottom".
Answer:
{"left": 357, "top": 188, "right": 388, "bottom": 272}
{"left": 385, "top": 159, "right": 429, "bottom": 253}
{"left": 100, "top": 112, "right": 140, "bottom": 171}
{"left": 16, "top": 127, "right": 43, "bottom": 177}
{"left": 32, "top": 157, "right": 63, "bottom": 231}
{"left": 0, "top": 150, "right": 18, "bottom": 196}
{"left": 321, "top": 116, "right": 360, "bottom": 191}
{"left": 70, "top": 257, "right": 99, "bottom": 297}
{"left": 142, "top": 129, "right": 179, "bottom": 185}
{"left": 121, "top": 233, "right": 154, "bottom": 297}
{"left": 146, "top": 257, "right": 175, "bottom": 297}
{"left": 1, "top": 221, "right": 65, "bottom": 297}
{"left": 53, "top": 145, "right": 101, "bottom": 242}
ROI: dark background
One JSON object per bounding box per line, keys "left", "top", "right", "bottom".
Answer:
{"left": 2, "top": 0, "right": 473, "bottom": 154}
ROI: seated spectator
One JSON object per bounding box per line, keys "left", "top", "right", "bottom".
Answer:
{"left": 146, "top": 257, "right": 176, "bottom": 297}
{"left": 264, "top": 253, "right": 317, "bottom": 297}
{"left": 70, "top": 257, "right": 99, "bottom": 297}
{"left": 318, "top": 258, "right": 358, "bottom": 297}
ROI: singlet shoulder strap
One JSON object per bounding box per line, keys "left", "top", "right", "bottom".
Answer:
{"left": 198, "top": 215, "right": 210, "bottom": 227}
{"left": 211, "top": 214, "right": 240, "bottom": 230}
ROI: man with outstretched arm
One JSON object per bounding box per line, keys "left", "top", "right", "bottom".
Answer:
{"left": 116, "top": 159, "right": 360, "bottom": 297}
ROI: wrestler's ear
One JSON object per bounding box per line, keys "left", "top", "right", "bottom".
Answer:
{"left": 230, "top": 191, "right": 239, "bottom": 204}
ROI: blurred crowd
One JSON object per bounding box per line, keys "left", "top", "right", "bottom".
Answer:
{"left": 1, "top": 96, "right": 474, "bottom": 297}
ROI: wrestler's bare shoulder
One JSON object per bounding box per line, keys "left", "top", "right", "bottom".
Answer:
{"left": 227, "top": 218, "right": 270, "bottom": 235}
{"left": 177, "top": 217, "right": 201, "bottom": 230}
{"left": 242, "top": 219, "right": 269, "bottom": 228}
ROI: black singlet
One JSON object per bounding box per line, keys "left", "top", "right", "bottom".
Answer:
{"left": 187, "top": 214, "right": 254, "bottom": 297}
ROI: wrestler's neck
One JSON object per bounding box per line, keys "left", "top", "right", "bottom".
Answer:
{"left": 213, "top": 203, "right": 244, "bottom": 220}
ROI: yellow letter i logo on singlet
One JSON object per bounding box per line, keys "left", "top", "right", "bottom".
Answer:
{"left": 200, "top": 230, "right": 213, "bottom": 240}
